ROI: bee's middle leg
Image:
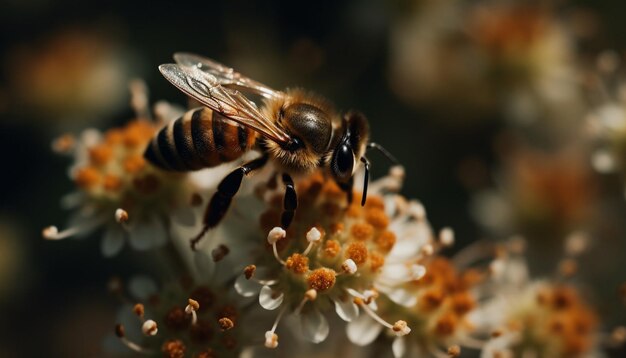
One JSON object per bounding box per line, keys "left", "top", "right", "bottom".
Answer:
{"left": 281, "top": 173, "right": 297, "bottom": 229}
{"left": 190, "top": 155, "right": 268, "bottom": 250}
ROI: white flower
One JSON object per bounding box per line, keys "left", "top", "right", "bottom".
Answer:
{"left": 44, "top": 84, "right": 202, "bottom": 257}
{"left": 231, "top": 167, "right": 427, "bottom": 350}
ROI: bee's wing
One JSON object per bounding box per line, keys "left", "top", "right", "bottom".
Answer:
{"left": 173, "top": 52, "right": 282, "bottom": 100}
{"left": 159, "top": 63, "right": 291, "bottom": 145}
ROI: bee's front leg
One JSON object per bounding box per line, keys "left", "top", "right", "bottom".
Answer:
{"left": 190, "top": 155, "right": 268, "bottom": 250}
{"left": 281, "top": 173, "right": 297, "bottom": 229}
{"left": 337, "top": 176, "right": 354, "bottom": 206}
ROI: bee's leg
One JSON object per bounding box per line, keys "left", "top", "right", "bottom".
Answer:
{"left": 360, "top": 157, "right": 370, "bottom": 206}
{"left": 190, "top": 155, "right": 268, "bottom": 250}
{"left": 281, "top": 173, "right": 297, "bottom": 228}
{"left": 337, "top": 176, "right": 354, "bottom": 205}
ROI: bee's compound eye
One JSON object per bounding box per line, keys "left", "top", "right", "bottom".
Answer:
{"left": 332, "top": 143, "right": 354, "bottom": 181}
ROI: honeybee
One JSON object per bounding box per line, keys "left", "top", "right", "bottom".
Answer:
{"left": 145, "top": 53, "right": 396, "bottom": 249}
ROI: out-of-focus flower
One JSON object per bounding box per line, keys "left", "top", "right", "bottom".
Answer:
{"left": 42, "top": 82, "right": 200, "bottom": 256}
{"left": 350, "top": 253, "right": 487, "bottom": 358}
{"left": 475, "top": 237, "right": 611, "bottom": 358}
{"left": 108, "top": 272, "right": 244, "bottom": 357}
{"left": 472, "top": 145, "right": 596, "bottom": 240}
{"left": 585, "top": 51, "right": 626, "bottom": 194}
{"left": 4, "top": 27, "right": 134, "bottom": 123}
{"left": 390, "top": 0, "right": 584, "bottom": 127}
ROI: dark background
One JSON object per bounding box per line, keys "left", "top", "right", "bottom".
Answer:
{"left": 1, "top": 0, "right": 625, "bottom": 356}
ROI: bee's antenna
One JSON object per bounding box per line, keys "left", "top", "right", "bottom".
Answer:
{"left": 367, "top": 143, "right": 399, "bottom": 165}
{"left": 360, "top": 157, "right": 370, "bottom": 206}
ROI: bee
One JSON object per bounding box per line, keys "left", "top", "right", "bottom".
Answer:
{"left": 145, "top": 53, "right": 397, "bottom": 249}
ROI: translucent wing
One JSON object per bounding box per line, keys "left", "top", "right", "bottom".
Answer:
{"left": 159, "top": 63, "right": 291, "bottom": 145}
{"left": 174, "top": 52, "right": 283, "bottom": 100}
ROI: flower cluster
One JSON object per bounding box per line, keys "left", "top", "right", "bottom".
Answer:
{"left": 43, "top": 80, "right": 625, "bottom": 358}
{"left": 235, "top": 170, "right": 416, "bottom": 347}
{"left": 109, "top": 276, "right": 242, "bottom": 358}
{"left": 478, "top": 237, "right": 605, "bottom": 358}
{"left": 586, "top": 51, "right": 626, "bottom": 193}
{"left": 43, "top": 82, "right": 199, "bottom": 256}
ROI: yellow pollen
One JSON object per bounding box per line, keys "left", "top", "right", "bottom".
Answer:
{"left": 420, "top": 288, "right": 445, "bottom": 311}
{"left": 123, "top": 121, "right": 154, "bottom": 148}
{"left": 375, "top": 230, "right": 396, "bottom": 252}
{"left": 218, "top": 317, "right": 235, "bottom": 331}
{"left": 324, "top": 240, "right": 341, "bottom": 258}
{"left": 52, "top": 133, "right": 75, "bottom": 153}
{"left": 447, "top": 345, "right": 461, "bottom": 357}
{"left": 461, "top": 269, "right": 484, "bottom": 288}
{"left": 346, "top": 204, "right": 362, "bottom": 218}
{"left": 162, "top": 339, "right": 186, "bottom": 358}
{"left": 551, "top": 286, "right": 577, "bottom": 310}
{"left": 346, "top": 242, "right": 369, "bottom": 265}
{"left": 285, "top": 253, "right": 310, "bottom": 274}
{"left": 434, "top": 313, "right": 457, "bottom": 336}
{"left": 105, "top": 129, "right": 124, "bottom": 144}
{"left": 123, "top": 155, "right": 146, "bottom": 174}
{"left": 244, "top": 265, "right": 256, "bottom": 280}
{"left": 369, "top": 251, "right": 385, "bottom": 272}
{"left": 321, "top": 180, "right": 344, "bottom": 199}
{"left": 364, "top": 195, "right": 385, "bottom": 210}
{"left": 330, "top": 222, "right": 344, "bottom": 234}
{"left": 103, "top": 174, "right": 122, "bottom": 192}
{"left": 133, "top": 303, "right": 145, "bottom": 317}
{"left": 187, "top": 298, "right": 200, "bottom": 311}
{"left": 74, "top": 167, "right": 100, "bottom": 188}
{"left": 88, "top": 144, "right": 113, "bottom": 166}
{"left": 307, "top": 268, "right": 336, "bottom": 292}
{"left": 350, "top": 222, "right": 374, "bottom": 241}
{"left": 451, "top": 292, "right": 476, "bottom": 315}
{"left": 365, "top": 208, "right": 389, "bottom": 229}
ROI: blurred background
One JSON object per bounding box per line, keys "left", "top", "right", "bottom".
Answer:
{"left": 1, "top": 0, "right": 626, "bottom": 356}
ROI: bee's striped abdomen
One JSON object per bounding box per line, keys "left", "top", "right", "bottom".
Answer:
{"left": 144, "top": 107, "right": 257, "bottom": 171}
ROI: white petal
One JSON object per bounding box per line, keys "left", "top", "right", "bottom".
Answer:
{"left": 193, "top": 251, "right": 215, "bottom": 278}
{"left": 171, "top": 206, "right": 196, "bottom": 227}
{"left": 392, "top": 337, "right": 406, "bottom": 358}
{"left": 128, "top": 276, "right": 158, "bottom": 300}
{"left": 300, "top": 309, "right": 329, "bottom": 343}
{"left": 346, "top": 288, "right": 364, "bottom": 298}
{"left": 381, "top": 286, "right": 417, "bottom": 307}
{"left": 101, "top": 226, "right": 126, "bottom": 257}
{"left": 234, "top": 274, "right": 262, "bottom": 297}
{"left": 389, "top": 234, "right": 424, "bottom": 258}
{"left": 346, "top": 312, "right": 383, "bottom": 346}
{"left": 259, "top": 285, "right": 284, "bottom": 310}
{"left": 334, "top": 297, "right": 359, "bottom": 322}
{"left": 128, "top": 216, "right": 167, "bottom": 250}
{"left": 66, "top": 210, "right": 101, "bottom": 238}
{"left": 380, "top": 263, "right": 408, "bottom": 281}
